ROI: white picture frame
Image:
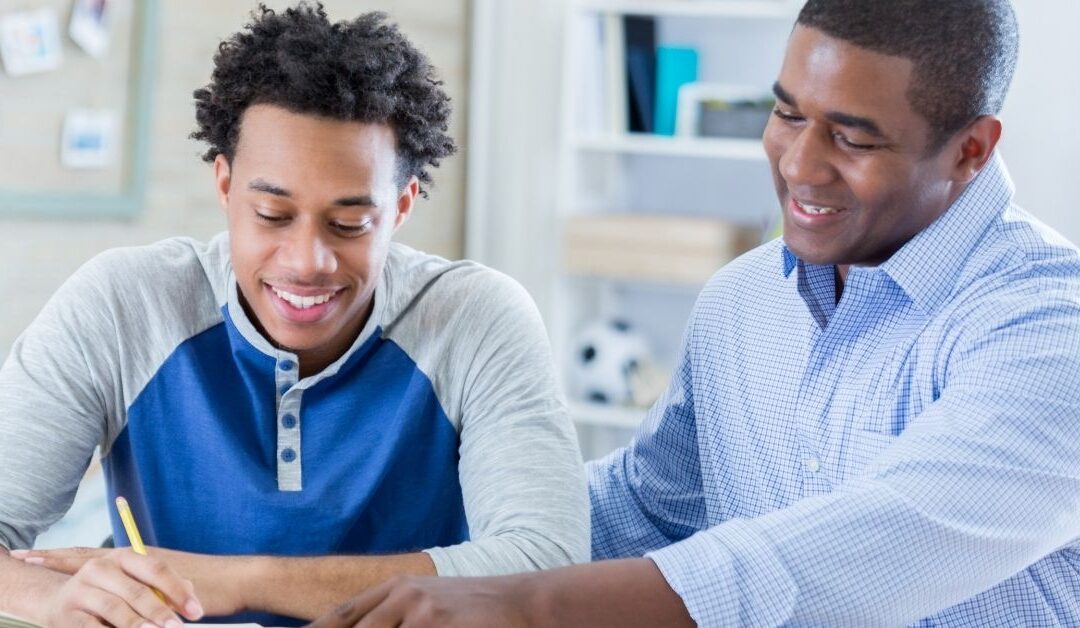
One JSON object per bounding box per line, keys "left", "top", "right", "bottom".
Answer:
{"left": 675, "top": 82, "right": 770, "bottom": 138}
{"left": 0, "top": 8, "right": 63, "bottom": 77}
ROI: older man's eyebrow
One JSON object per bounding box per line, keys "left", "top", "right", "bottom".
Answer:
{"left": 825, "top": 112, "right": 886, "bottom": 138}
{"left": 773, "top": 81, "right": 887, "bottom": 138}
{"left": 773, "top": 82, "right": 797, "bottom": 106}
{"left": 248, "top": 178, "right": 376, "bottom": 206}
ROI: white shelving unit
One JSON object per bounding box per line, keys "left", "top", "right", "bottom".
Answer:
{"left": 575, "top": 0, "right": 799, "bottom": 19}
{"left": 555, "top": 0, "right": 797, "bottom": 459}
{"left": 569, "top": 400, "right": 650, "bottom": 430}
{"left": 575, "top": 134, "right": 767, "bottom": 160}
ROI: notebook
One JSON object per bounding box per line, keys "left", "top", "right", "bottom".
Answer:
{"left": 0, "top": 611, "right": 36, "bottom": 628}
{"left": 1, "top": 613, "right": 268, "bottom": 628}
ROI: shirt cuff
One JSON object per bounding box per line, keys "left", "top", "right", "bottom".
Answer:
{"left": 646, "top": 519, "right": 797, "bottom": 626}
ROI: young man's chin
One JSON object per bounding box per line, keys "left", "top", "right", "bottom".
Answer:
{"left": 266, "top": 328, "right": 333, "bottom": 354}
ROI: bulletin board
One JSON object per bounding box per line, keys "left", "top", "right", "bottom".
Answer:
{"left": 0, "top": 0, "right": 158, "bottom": 218}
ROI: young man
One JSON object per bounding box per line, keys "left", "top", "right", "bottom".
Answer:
{"left": 311, "top": 0, "right": 1080, "bottom": 626}
{"left": 0, "top": 4, "right": 587, "bottom": 626}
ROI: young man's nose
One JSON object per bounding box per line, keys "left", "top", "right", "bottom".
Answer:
{"left": 283, "top": 227, "right": 338, "bottom": 278}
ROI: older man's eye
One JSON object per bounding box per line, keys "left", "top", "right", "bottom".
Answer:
{"left": 772, "top": 107, "right": 803, "bottom": 122}
{"left": 835, "top": 133, "right": 879, "bottom": 151}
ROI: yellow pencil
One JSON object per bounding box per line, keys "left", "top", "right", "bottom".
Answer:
{"left": 114, "top": 496, "right": 167, "bottom": 603}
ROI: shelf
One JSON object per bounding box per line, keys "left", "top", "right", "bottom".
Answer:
{"left": 575, "top": 134, "right": 767, "bottom": 160}
{"left": 573, "top": 0, "right": 798, "bottom": 19}
{"left": 569, "top": 400, "right": 649, "bottom": 430}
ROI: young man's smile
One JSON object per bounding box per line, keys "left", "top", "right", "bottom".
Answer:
{"left": 264, "top": 281, "right": 346, "bottom": 324}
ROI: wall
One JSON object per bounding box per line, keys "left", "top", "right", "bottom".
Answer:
{"left": 0, "top": 0, "right": 468, "bottom": 352}
{"left": 998, "top": 0, "right": 1080, "bottom": 242}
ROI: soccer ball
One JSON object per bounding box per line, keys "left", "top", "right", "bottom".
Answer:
{"left": 569, "top": 319, "right": 650, "bottom": 405}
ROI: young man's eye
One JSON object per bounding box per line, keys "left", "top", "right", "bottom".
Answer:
{"left": 331, "top": 219, "right": 372, "bottom": 235}
{"left": 256, "top": 211, "right": 289, "bottom": 224}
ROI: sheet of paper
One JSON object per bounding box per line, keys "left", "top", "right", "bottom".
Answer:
{"left": 187, "top": 624, "right": 267, "bottom": 627}
{"left": 0, "top": 610, "right": 41, "bottom": 628}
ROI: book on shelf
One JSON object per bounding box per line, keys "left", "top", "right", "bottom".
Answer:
{"left": 570, "top": 12, "right": 607, "bottom": 135}
{"left": 623, "top": 15, "right": 656, "bottom": 133}
{"left": 654, "top": 46, "right": 699, "bottom": 136}
{"left": 563, "top": 213, "right": 760, "bottom": 285}
{"left": 602, "top": 13, "right": 627, "bottom": 135}
{"left": 571, "top": 13, "right": 657, "bottom": 136}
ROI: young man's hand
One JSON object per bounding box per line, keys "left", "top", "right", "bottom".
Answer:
{"left": 306, "top": 574, "right": 533, "bottom": 628}
{"left": 11, "top": 546, "right": 222, "bottom": 625}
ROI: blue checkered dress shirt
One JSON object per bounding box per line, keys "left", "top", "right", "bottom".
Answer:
{"left": 588, "top": 155, "right": 1080, "bottom": 626}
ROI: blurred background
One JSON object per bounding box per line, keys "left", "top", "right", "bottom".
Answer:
{"left": 1, "top": 0, "right": 1076, "bottom": 547}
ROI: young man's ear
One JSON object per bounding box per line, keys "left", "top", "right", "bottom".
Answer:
{"left": 950, "top": 116, "right": 1003, "bottom": 185}
{"left": 214, "top": 154, "right": 232, "bottom": 213}
{"left": 394, "top": 176, "right": 420, "bottom": 230}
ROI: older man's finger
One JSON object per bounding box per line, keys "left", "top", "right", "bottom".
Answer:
{"left": 307, "top": 579, "right": 396, "bottom": 628}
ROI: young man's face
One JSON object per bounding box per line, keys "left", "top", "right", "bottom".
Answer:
{"left": 763, "top": 25, "right": 962, "bottom": 274}
{"left": 215, "top": 104, "right": 416, "bottom": 371}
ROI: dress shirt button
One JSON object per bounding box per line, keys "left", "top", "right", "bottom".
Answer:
{"left": 281, "top": 414, "right": 297, "bottom": 429}
{"left": 805, "top": 457, "right": 821, "bottom": 473}
{"left": 281, "top": 448, "right": 297, "bottom": 463}
{"left": 279, "top": 359, "right": 296, "bottom": 371}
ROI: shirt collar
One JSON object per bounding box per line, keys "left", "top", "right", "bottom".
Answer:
{"left": 780, "top": 153, "right": 1014, "bottom": 313}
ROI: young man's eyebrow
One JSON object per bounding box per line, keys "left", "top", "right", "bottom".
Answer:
{"left": 248, "top": 178, "right": 290, "bottom": 197}
{"left": 333, "top": 195, "right": 376, "bottom": 207}
{"left": 248, "top": 178, "right": 376, "bottom": 206}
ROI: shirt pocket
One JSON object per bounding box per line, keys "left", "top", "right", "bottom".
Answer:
{"left": 860, "top": 345, "right": 928, "bottom": 437}
{"left": 841, "top": 428, "right": 901, "bottom": 478}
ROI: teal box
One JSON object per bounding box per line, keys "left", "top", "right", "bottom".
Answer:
{"left": 654, "top": 46, "right": 699, "bottom": 136}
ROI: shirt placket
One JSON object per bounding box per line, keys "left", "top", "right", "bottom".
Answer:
{"left": 794, "top": 329, "right": 835, "bottom": 497}
{"left": 275, "top": 353, "right": 303, "bottom": 491}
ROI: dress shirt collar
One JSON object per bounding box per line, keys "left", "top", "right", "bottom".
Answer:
{"left": 781, "top": 153, "right": 1015, "bottom": 314}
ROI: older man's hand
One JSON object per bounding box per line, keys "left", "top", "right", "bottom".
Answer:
{"left": 307, "top": 574, "right": 534, "bottom": 628}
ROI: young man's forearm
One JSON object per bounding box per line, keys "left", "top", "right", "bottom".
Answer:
{"left": 0, "top": 549, "right": 68, "bottom": 622}
{"left": 240, "top": 552, "right": 436, "bottom": 619}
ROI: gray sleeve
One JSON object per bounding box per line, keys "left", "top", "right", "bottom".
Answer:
{"left": 417, "top": 270, "right": 590, "bottom": 575}
{"left": 0, "top": 255, "right": 120, "bottom": 550}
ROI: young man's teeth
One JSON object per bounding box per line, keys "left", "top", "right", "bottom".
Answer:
{"left": 801, "top": 202, "right": 841, "bottom": 215}
{"left": 271, "top": 287, "right": 335, "bottom": 309}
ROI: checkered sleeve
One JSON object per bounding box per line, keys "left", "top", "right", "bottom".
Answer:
{"left": 588, "top": 310, "right": 708, "bottom": 560}
{"left": 647, "top": 288, "right": 1080, "bottom": 626}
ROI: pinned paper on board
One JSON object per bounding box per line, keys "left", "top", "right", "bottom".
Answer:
{"left": 0, "top": 8, "right": 64, "bottom": 77}
{"left": 61, "top": 109, "right": 119, "bottom": 170}
{"left": 70, "top": 0, "right": 113, "bottom": 58}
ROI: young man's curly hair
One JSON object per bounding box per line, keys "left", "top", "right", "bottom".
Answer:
{"left": 191, "top": 2, "right": 455, "bottom": 196}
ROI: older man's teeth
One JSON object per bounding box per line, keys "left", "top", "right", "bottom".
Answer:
{"left": 271, "top": 287, "right": 336, "bottom": 309}
{"left": 800, "top": 202, "right": 841, "bottom": 215}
